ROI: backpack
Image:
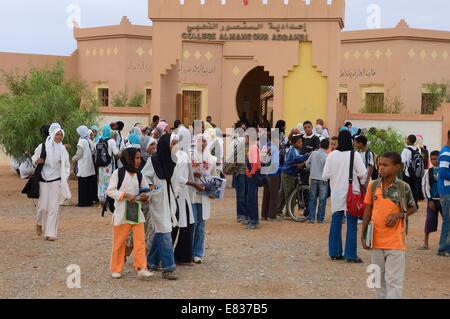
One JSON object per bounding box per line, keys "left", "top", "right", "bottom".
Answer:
{"left": 95, "top": 139, "right": 112, "bottom": 168}
{"left": 102, "top": 167, "right": 143, "bottom": 217}
{"left": 371, "top": 178, "right": 409, "bottom": 235}
{"left": 365, "top": 149, "right": 379, "bottom": 180}
{"left": 407, "top": 147, "right": 425, "bottom": 179}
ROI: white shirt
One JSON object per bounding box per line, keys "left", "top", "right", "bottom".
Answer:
{"left": 174, "top": 150, "right": 195, "bottom": 228}
{"left": 106, "top": 170, "right": 149, "bottom": 226}
{"left": 73, "top": 138, "right": 95, "bottom": 177}
{"left": 141, "top": 159, "right": 178, "bottom": 233}
{"left": 322, "top": 150, "right": 367, "bottom": 213}
{"left": 401, "top": 146, "right": 417, "bottom": 177}
{"left": 359, "top": 150, "right": 375, "bottom": 168}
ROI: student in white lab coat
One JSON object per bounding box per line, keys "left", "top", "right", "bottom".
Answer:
{"left": 141, "top": 133, "right": 180, "bottom": 280}
{"left": 72, "top": 125, "right": 96, "bottom": 207}
{"left": 106, "top": 147, "right": 154, "bottom": 280}
{"left": 191, "top": 133, "right": 218, "bottom": 264}
{"left": 32, "top": 126, "right": 71, "bottom": 241}
{"left": 172, "top": 126, "right": 205, "bottom": 265}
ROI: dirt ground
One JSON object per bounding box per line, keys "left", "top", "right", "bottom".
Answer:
{"left": 0, "top": 166, "right": 448, "bottom": 299}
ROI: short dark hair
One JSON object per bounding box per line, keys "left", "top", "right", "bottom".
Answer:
{"left": 447, "top": 130, "right": 450, "bottom": 139}
{"left": 381, "top": 152, "right": 402, "bottom": 166}
{"left": 303, "top": 121, "right": 313, "bottom": 127}
{"left": 152, "top": 115, "right": 160, "bottom": 123}
{"left": 344, "top": 122, "right": 352, "bottom": 128}
{"left": 292, "top": 134, "right": 302, "bottom": 145}
{"left": 355, "top": 135, "right": 368, "bottom": 146}
{"left": 320, "top": 139, "right": 330, "bottom": 149}
{"left": 206, "top": 116, "right": 212, "bottom": 120}
{"left": 174, "top": 120, "right": 182, "bottom": 129}
{"left": 407, "top": 134, "right": 417, "bottom": 145}
{"left": 331, "top": 136, "right": 338, "bottom": 141}
{"left": 430, "top": 150, "right": 440, "bottom": 157}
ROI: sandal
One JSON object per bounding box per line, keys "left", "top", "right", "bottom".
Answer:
{"left": 346, "top": 258, "right": 363, "bottom": 264}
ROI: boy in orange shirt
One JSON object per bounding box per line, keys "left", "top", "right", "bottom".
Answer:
{"left": 361, "top": 152, "right": 417, "bottom": 299}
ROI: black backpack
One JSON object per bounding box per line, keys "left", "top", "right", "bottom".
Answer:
{"left": 102, "top": 167, "right": 143, "bottom": 217}
{"left": 95, "top": 139, "right": 112, "bottom": 168}
{"left": 407, "top": 147, "right": 425, "bottom": 179}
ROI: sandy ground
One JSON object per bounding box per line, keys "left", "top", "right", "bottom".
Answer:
{"left": 0, "top": 166, "right": 449, "bottom": 299}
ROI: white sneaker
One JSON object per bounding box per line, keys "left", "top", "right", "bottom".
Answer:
{"left": 111, "top": 272, "right": 122, "bottom": 279}
{"left": 193, "top": 257, "right": 202, "bottom": 264}
{"left": 136, "top": 268, "right": 154, "bottom": 280}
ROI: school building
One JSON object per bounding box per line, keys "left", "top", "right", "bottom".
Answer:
{"left": 1, "top": 0, "right": 450, "bottom": 152}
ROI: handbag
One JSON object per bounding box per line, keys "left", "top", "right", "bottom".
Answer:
{"left": 22, "top": 142, "right": 47, "bottom": 199}
{"left": 346, "top": 150, "right": 366, "bottom": 218}
{"left": 223, "top": 141, "right": 240, "bottom": 176}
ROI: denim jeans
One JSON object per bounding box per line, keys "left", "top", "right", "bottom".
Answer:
{"left": 328, "top": 210, "right": 359, "bottom": 260}
{"left": 438, "top": 194, "right": 450, "bottom": 253}
{"left": 308, "top": 179, "right": 328, "bottom": 222}
{"left": 246, "top": 173, "right": 260, "bottom": 226}
{"left": 233, "top": 174, "right": 248, "bottom": 220}
{"left": 147, "top": 232, "right": 176, "bottom": 271}
{"left": 192, "top": 203, "right": 206, "bottom": 258}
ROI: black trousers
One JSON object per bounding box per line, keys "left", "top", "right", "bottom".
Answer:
{"left": 403, "top": 174, "right": 420, "bottom": 208}
{"left": 77, "top": 175, "right": 97, "bottom": 207}
{"left": 171, "top": 202, "right": 194, "bottom": 264}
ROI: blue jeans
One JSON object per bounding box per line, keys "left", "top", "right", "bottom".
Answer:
{"left": 192, "top": 203, "right": 206, "bottom": 258}
{"left": 147, "top": 232, "right": 176, "bottom": 271}
{"left": 246, "top": 174, "right": 259, "bottom": 226}
{"left": 438, "top": 194, "right": 450, "bottom": 253}
{"left": 233, "top": 174, "right": 248, "bottom": 220}
{"left": 329, "top": 210, "right": 359, "bottom": 260}
{"left": 308, "top": 179, "right": 328, "bottom": 222}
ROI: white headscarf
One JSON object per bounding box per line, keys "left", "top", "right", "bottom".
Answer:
{"left": 45, "top": 127, "right": 66, "bottom": 168}
{"left": 47, "top": 123, "right": 61, "bottom": 141}
{"left": 146, "top": 136, "right": 156, "bottom": 150}
{"left": 76, "top": 125, "right": 90, "bottom": 139}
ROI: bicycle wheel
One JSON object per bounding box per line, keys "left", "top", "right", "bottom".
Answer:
{"left": 287, "top": 185, "right": 310, "bottom": 222}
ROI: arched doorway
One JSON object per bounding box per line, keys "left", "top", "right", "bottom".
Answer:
{"left": 236, "top": 66, "right": 274, "bottom": 127}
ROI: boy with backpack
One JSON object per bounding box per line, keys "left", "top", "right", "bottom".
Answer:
{"left": 355, "top": 135, "right": 377, "bottom": 191}
{"left": 401, "top": 135, "right": 425, "bottom": 208}
{"left": 361, "top": 152, "right": 417, "bottom": 299}
{"left": 420, "top": 150, "right": 443, "bottom": 250}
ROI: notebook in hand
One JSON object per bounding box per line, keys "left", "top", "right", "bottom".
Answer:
{"left": 366, "top": 221, "right": 374, "bottom": 249}
{"left": 125, "top": 200, "right": 141, "bottom": 224}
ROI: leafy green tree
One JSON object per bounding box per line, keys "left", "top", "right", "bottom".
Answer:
{"left": 111, "top": 89, "right": 129, "bottom": 107}
{"left": 366, "top": 127, "right": 405, "bottom": 156}
{"left": 0, "top": 62, "right": 99, "bottom": 160}
{"left": 128, "top": 91, "right": 144, "bottom": 107}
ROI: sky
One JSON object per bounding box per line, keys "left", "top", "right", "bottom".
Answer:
{"left": 0, "top": 0, "right": 449, "bottom": 56}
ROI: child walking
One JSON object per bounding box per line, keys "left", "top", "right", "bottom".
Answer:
{"left": 361, "top": 152, "right": 417, "bottom": 299}
{"left": 421, "top": 150, "right": 443, "bottom": 250}
{"left": 107, "top": 148, "right": 154, "bottom": 280}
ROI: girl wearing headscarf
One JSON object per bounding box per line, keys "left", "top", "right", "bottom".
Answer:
{"left": 31, "top": 125, "right": 71, "bottom": 241}
{"left": 191, "top": 133, "right": 218, "bottom": 263}
{"left": 72, "top": 126, "right": 97, "bottom": 207}
{"left": 126, "top": 133, "right": 141, "bottom": 150}
{"left": 106, "top": 148, "right": 153, "bottom": 280}
{"left": 141, "top": 133, "right": 180, "bottom": 280}
{"left": 322, "top": 130, "right": 367, "bottom": 263}
{"left": 98, "top": 124, "right": 120, "bottom": 205}
{"left": 91, "top": 125, "right": 100, "bottom": 144}
{"left": 171, "top": 126, "right": 204, "bottom": 265}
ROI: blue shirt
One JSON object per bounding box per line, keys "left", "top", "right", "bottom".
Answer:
{"left": 281, "top": 146, "right": 309, "bottom": 176}
{"left": 438, "top": 146, "right": 450, "bottom": 196}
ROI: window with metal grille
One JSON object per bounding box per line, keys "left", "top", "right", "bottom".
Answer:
{"left": 182, "top": 91, "right": 201, "bottom": 125}
{"left": 365, "top": 93, "right": 384, "bottom": 112}
{"left": 98, "top": 88, "right": 109, "bottom": 107}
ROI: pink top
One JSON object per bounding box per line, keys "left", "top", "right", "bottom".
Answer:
{"left": 246, "top": 144, "right": 261, "bottom": 176}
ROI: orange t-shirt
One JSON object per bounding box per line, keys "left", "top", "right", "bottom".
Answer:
{"left": 364, "top": 182, "right": 406, "bottom": 251}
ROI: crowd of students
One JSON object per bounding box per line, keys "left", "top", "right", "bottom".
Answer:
{"left": 20, "top": 115, "right": 449, "bottom": 297}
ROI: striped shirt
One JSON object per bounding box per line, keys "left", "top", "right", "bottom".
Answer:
{"left": 438, "top": 146, "right": 450, "bottom": 195}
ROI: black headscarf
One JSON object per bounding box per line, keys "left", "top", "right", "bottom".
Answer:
{"left": 275, "top": 120, "right": 286, "bottom": 135}
{"left": 151, "top": 133, "right": 176, "bottom": 183}
{"left": 40, "top": 125, "right": 50, "bottom": 140}
{"left": 337, "top": 130, "right": 353, "bottom": 152}
{"left": 121, "top": 148, "right": 140, "bottom": 174}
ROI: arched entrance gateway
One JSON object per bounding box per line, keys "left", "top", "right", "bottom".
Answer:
{"left": 149, "top": 0, "right": 345, "bottom": 133}
{"left": 236, "top": 66, "right": 274, "bottom": 127}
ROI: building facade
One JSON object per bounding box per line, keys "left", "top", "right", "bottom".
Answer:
{"left": 1, "top": 0, "right": 450, "bottom": 138}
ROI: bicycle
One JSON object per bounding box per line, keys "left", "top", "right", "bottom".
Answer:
{"left": 286, "top": 170, "right": 310, "bottom": 222}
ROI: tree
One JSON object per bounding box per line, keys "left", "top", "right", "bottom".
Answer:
{"left": 0, "top": 62, "right": 99, "bottom": 160}
{"left": 365, "top": 127, "right": 405, "bottom": 156}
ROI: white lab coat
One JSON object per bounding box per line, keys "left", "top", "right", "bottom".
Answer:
{"left": 141, "top": 159, "right": 178, "bottom": 233}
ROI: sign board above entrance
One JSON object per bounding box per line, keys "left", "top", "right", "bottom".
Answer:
{"left": 182, "top": 22, "right": 309, "bottom": 41}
